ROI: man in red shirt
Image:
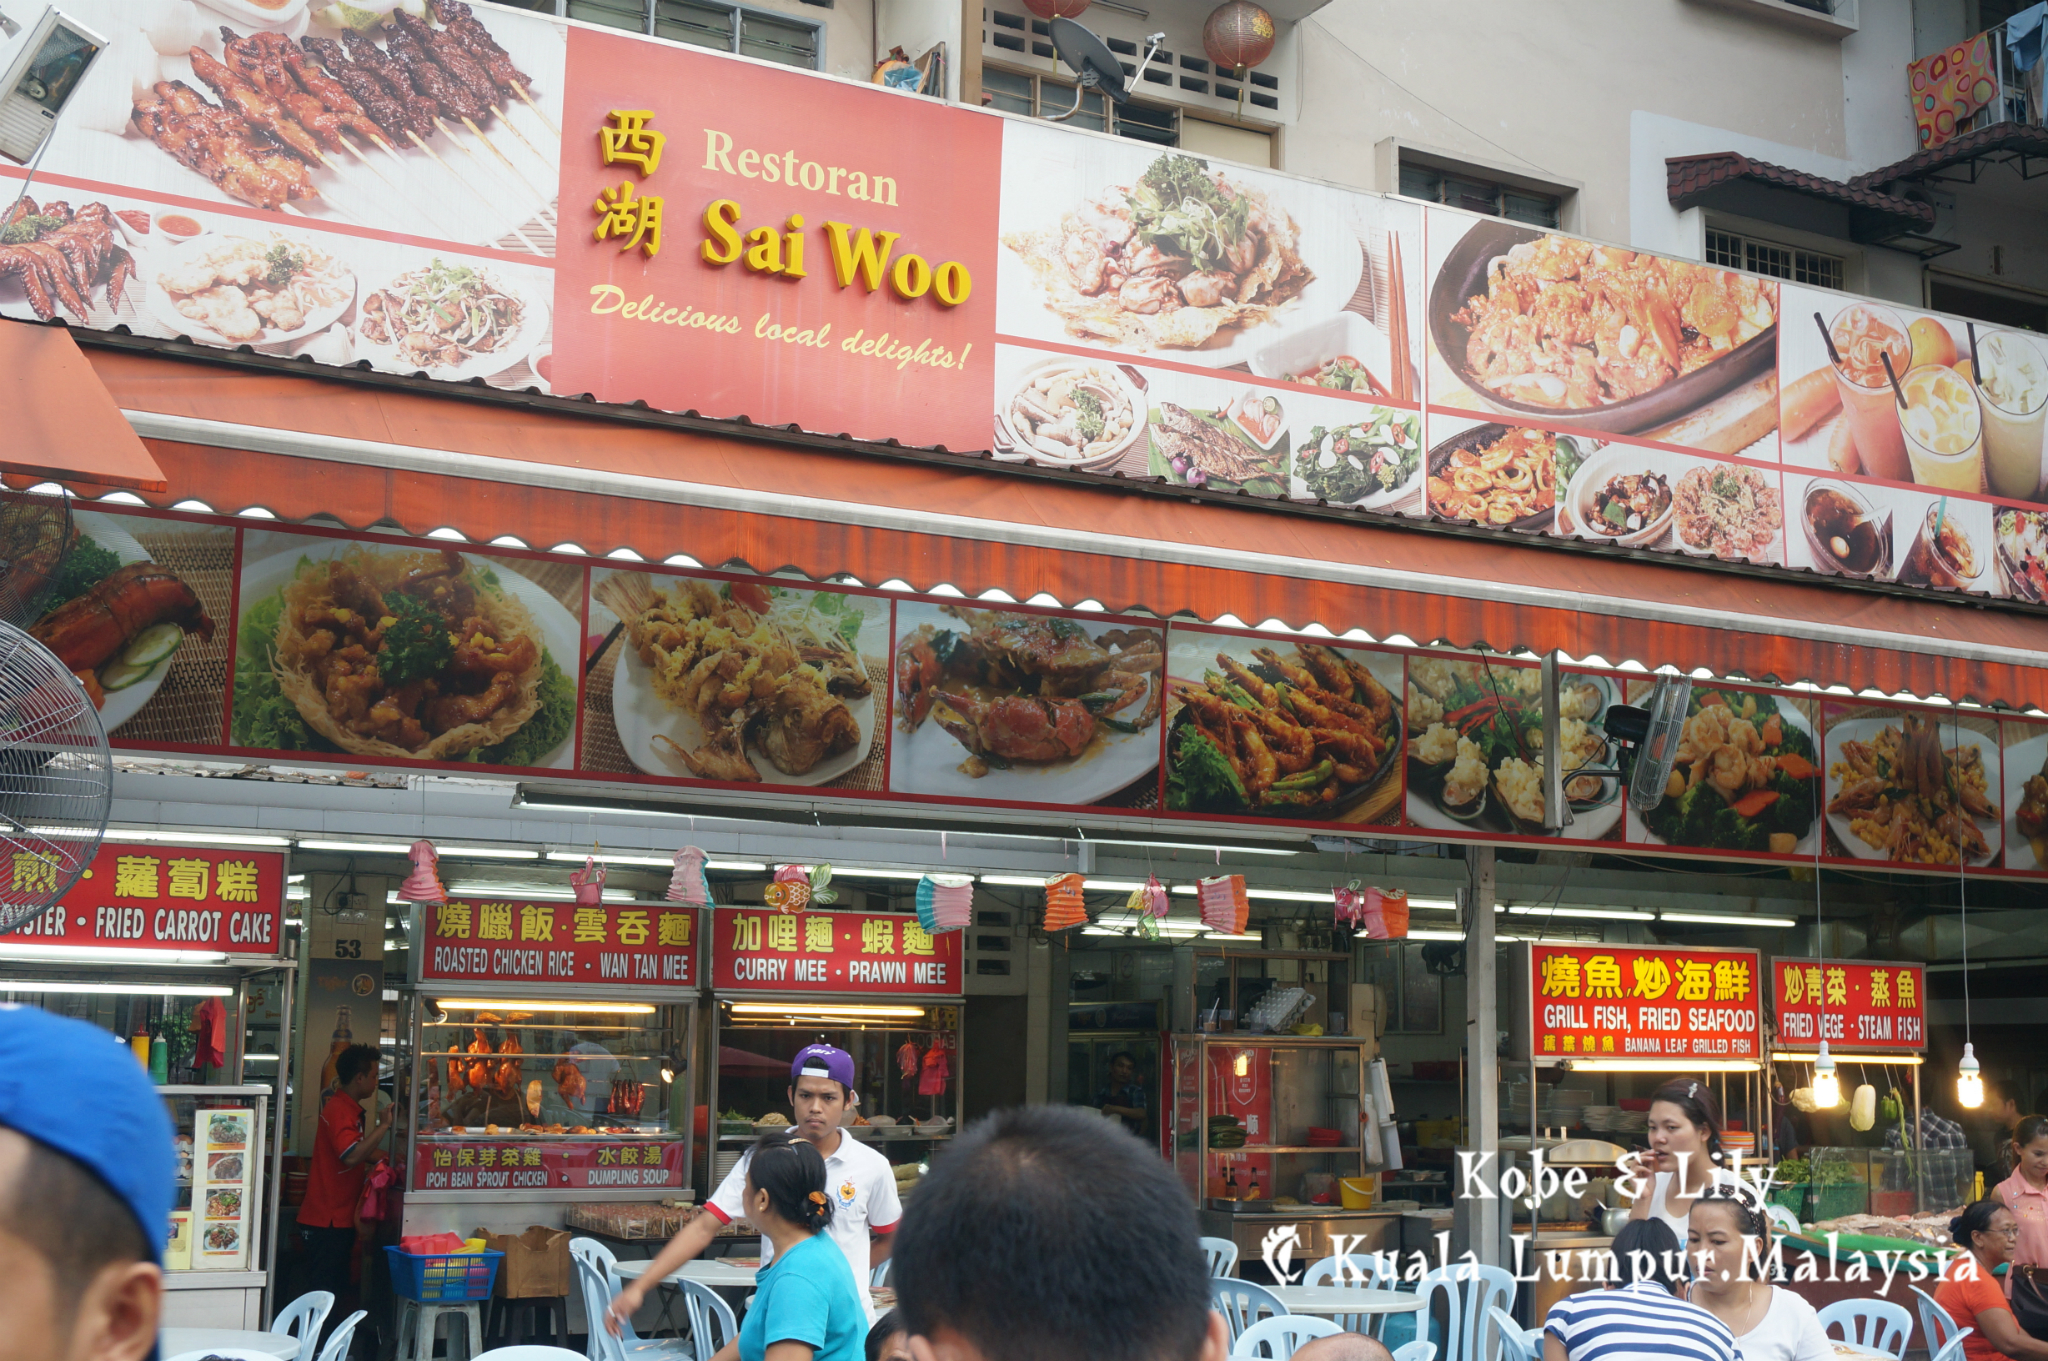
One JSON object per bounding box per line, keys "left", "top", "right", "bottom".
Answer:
{"left": 299, "top": 1044, "right": 392, "bottom": 1345}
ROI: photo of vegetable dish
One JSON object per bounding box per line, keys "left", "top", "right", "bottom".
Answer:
{"left": 1637, "top": 687, "right": 1819, "bottom": 855}
{"left": 1590, "top": 471, "right": 1672, "bottom": 535}
{"left": 151, "top": 233, "right": 350, "bottom": 345}
{"left": 206, "top": 1189, "right": 242, "bottom": 1219}
{"left": 1674, "top": 464, "right": 1782, "bottom": 561}
{"left": 1406, "top": 659, "right": 1617, "bottom": 838}
{"left": 1293, "top": 411, "right": 1421, "bottom": 506}
{"left": 1826, "top": 711, "right": 2000, "bottom": 865}
{"left": 1427, "top": 426, "right": 1558, "bottom": 527}
{"left": 890, "top": 605, "right": 1161, "bottom": 802}
{"left": 1002, "top": 152, "right": 1314, "bottom": 354}
{"left": 593, "top": 572, "right": 880, "bottom": 785}
{"left": 1283, "top": 354, "right": 1383, "bottom": 394}
{"left": 356, "top": 256, "right": 532, "bottom": 374}
{"left": 1165, "top": 639, "right": 1400, "bottom": 819}
{"left": 232, "top": 541, "right": 577, "bottom": 767}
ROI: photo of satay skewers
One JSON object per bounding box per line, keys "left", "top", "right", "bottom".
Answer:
{"left": 108, "top": 1, "right": 562, "bottom": 254}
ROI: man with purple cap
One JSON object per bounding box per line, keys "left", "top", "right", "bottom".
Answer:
{"left": 0, "top": 1004, "right": 176, "bottom": 1361}
{"left": 608, "top": 1043, "right": 900, "bottom": 1329}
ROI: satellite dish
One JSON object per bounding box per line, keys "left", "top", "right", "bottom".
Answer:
{"left": 1049, "top": 17, "right": 1131, "bottom": 105}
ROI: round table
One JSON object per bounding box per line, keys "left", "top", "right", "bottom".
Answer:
{"left": 615, "top": 1257, "right": 759, "bottom": 1287}
{"left": 1265, "top": 1285, "right": 1428, "bottom": 1317}
{"left": 160, "top": 1328, "right": 299, "bottom": 1359}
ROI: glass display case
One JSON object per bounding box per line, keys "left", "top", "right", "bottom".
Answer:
{"left": 1167, "top": 1034, "right": 1371, "bottom": 1201}
{"left": 405, "top": 998, "right": 696, "bottom": 1195}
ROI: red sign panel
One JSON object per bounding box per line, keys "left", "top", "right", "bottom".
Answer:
{"left": 417, "top": 900, "right": 698, "bottom": 990}
{"left": 710, "top": 907, "right": 962, "bottom": 995}
{"left": 13, "top": 843, "right": 285, "bottom": 955}
{"left": 1770, "top": 958, "right": 1926, "bottom": 1050}
{"left": 411, "top": 1136, "right": 683, "bottom": 1192}
{"left": 1530, "top": 944, "right": 1763, "bottom": 1060}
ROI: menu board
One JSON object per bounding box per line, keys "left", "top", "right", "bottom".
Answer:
{"left": 8, "top": 842, "right": 286, "bottom": 956}
{"left": 710, "top": 907, "right": 963, "bottom": 996}
{"left": 191, "top": 1107, "right": 254, "bottom": 1270}
{"left": 415, "top": 900, "right": 698, "bottom": 994}
{"left": 413, "top": 1135, "right": 685, "bottom": 1192}
{"left": 1770, "top": 958, "right": 1926, "bottom": 1051}
{"left": 1529, "top": 944, "right": 1763, "bottom": 1060}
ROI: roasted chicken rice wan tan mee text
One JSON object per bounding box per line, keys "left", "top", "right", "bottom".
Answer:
{"left": 595, "top": 574, "right": 872, "bottom": 782}
{"left": 896, "top": 609, "right": 1160, "bottom": 776}
{"left": 265, "top": 547, "right": 549, "bottom": 762}
{"left": 1451, "top": 237, "right": 1775, "bottom": 410}
{"left": 1005, "top": 153, "right": 1311, "bottom": 352}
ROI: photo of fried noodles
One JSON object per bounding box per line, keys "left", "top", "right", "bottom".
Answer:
{"left": 1827, "top": 712, "right": 1999, "bottom": 865}
{"left": 1427, "top": 427, "right": 1557, "bottom": 526}
{"left": 266, "top": 546, "right": 548, "bottom": 761}
{"left": 1448, "top": 236, "right": 1775, "bottom": 411}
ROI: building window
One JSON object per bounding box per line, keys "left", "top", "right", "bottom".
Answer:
{"left": 1399, "top": 161, "right": 1559, "bottom": 228}
{"left": 1705, "top": 228, "right": 1844, "bottom": 289}
{"left": 981, "top": 64, "right": 1180, "bottom": 144}
{"left": 544, "top": 0, "right": 822, "bottom": 67}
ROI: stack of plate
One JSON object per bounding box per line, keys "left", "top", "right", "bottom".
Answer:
{"left": 1582, "top": 1106, "right": 1619, "bottom": 1132}
{"left": 1613, "top": 1110, "right": 1648, "bottom": 1134}
{"left": 713, "top": 1151, "right": 742, "bottom": 1186}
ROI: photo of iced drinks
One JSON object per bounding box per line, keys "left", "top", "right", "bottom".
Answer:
{"left": 1829, "top": 304, "right": 1914, "bottom": 483}
{"left": 1901, "top": 363, "right": 1986, "bottom": 492}
{"left": 1978, "top": 330, "right": 2048, "bottom": 501}
{"left": 1898, "top": 498, "right": 1983, "bottom": 590}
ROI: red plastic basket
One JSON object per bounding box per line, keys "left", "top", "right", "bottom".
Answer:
{"left": 383, "top": 1246, "right": 503, "bottom": 1303}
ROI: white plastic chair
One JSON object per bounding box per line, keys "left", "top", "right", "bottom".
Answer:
{"left": 1394, "top": 1342, "right": 1439, "bottom": 1361}
{"left": 568, "top": 1241, "right": 691, "bottom": 1361}
{"left": 312, "top": 1312, "right": 365, "bottom": 1361}
{"left": 674, "top": 1280, "right": 738, "bottom": 1361}
{"left": 1932, "top": 1331, "right": 1976, "bottom": 1361}
{"left": 270, "top": 1290, "right": 336, "bottom": 1361}
{"left": 1488, "top": 1306, "right": 1541, "bottom": 1361}
{"left": 1912, "top": 1284, "right": 1965, "bottom": 1354}
{"left": 872, "top": 1258, "right": 893, "bottom": 1287}
{"left": 1201, "top": 1236, "right": 1241, "bottom": 1278}
{"left": 474, "top": 1349, "right": 588, "bottom": 1361}
{"left": 1818, "top": 1297, "right": 1914, "bottom": 1360}
{"left": 1301, "top": 1253, "right": 1397, "bottom": 1334}
{"left": 1210, "top": 1277, "right": 1290, "bottom": 1344}
{"left": 1231, "top": 1314, "right": 1342, "bottom": 1358}
{"left": 1416, "top": 1264, "right": 1514, "bottom": 1361}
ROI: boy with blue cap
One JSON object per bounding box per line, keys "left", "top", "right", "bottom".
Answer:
{"left": 608, "top": 1044, "right": 901, "bottom": 1332}
{"left": 0, "top": 1005, "right": 176, "bottom": 1361}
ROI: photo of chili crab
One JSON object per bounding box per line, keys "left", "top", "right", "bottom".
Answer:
{"left": 889, "top": 603, "right": 1161, "bottom": 804}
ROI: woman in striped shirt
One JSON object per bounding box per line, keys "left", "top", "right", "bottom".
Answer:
{"left": 1545, "top": 1219, "right": 1737, "bottom": 1361}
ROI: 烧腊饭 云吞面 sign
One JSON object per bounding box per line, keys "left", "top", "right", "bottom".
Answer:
{"left": 416, "top": 899, "right": 698, "bottom": 992}
{"left": 6, "top": 843, "right": 284, "bottom": 956}
{"left": 710, "top": 906, "right": 961, "bottom": 996}
{"left": 1529, "top": 943, "right": 1762, "bottom": 1060}
{"left": 1770, "top": 958, "right": 1925, "bottom": 1050}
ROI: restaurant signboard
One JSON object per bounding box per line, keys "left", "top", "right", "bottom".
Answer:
{"left": 15, "top": 842, "right": 285, "bottom": 956}
{"left": 1769, "top": 957, "right": 1926, "bottom": 1051}
{"left": 1529, "top": 943, "right": 1763, "bottom": 1060}
{"left": 412, "top": 1134, "right": 685, "bottom": 1192}
{"left": 710, "top": 906, "right": 963, "bottom": 996}
{"left": 414, "top": 899, "right": 698, "bottom": 993}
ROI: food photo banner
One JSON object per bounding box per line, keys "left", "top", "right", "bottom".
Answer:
{"left": 1769, "top": 958, "right": 1926, "bottom": 1051}
{"left": 24, "top": 481, "right": 2048, "bottom": 877}
{"left": 1530, "top": 943, "right": 1763, "bottom": 1060}
{"left": 12, "top": 3, "right": 2047, "bottom": 601}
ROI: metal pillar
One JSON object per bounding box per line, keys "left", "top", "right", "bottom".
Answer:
{"left": 1465, "top": 845, "right": 1503, "bottom": 1267}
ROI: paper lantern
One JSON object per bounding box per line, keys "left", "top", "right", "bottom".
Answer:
{"left": 767, "top": 865, "right": 812, "bottom": 914}
{"left": 918, "top": 875, "right": 974, "bottom": 931}
{"left": 1197, "top": 874, "right": 1248, "bottom": 934}
{"left": 1202, "top": 0, "right": 1275, "bottom": 73}
{"left": 667, "top": 846, "right": 710, "bottom": 905}
{"left": 1043, "top": 873, "right": 1088, "bottom": 931}
{"left": 569, "top": 856, "right": 606, "bottom": 906}
{"left": 1020, "top": 0, "right": 1090, "bottom": 19}
{"left": 395, "top": 839, "right": 445, "bottom": 904}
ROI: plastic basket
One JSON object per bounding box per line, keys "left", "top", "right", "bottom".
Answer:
{"left": 1768, "top": 1183, "right": 1810, "bottom": 1218}
{"left": 1811, "top": 1183, "right": 1868, "bottom": 1221}
{"left": 384, "top": 1246, "right": 503, "bottom": 1303}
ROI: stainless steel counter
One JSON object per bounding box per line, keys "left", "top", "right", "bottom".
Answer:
{"left": 1198, "top": 1208, "right": 1405, "bottom": 1265}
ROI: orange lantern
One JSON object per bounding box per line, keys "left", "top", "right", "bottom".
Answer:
{"left": 1202, "top": 0, "right": 1275, "bottom": 74}
{"left": 1021, "top": 0, "right": 1090, "bottom": 18}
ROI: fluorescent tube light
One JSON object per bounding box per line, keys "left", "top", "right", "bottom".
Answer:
{"left": 709, "top": 860, "right": 769, "bottom": 871}
{"left": 0, "top": 979, "right": 232, "bottom": 996}
{"left": 1661, "top": 911, "right": 1799, "bottom": 927}
{"left": 300, "top": 840, "right": 538, "bottom": 858}
{"left": 1505, "top": 905, "right": 1654, "bottom": 922}
{"left": 435, "top": 999, "right": 656, "bottom": 1014}
{"left": 728, "top": 1002, "right": 928, "bottom": 1019}
{"left": 788, "top": 866, "right": 928, "bottom": 881}
{"left": 445, "top": 883, "right": 645, "bottom": 903}
{"left": 1080, "top": 879, "right": 1147, "bottom": 892}
{"left": 1770, "top": 1052, "right": 1922, "bottom": 1066}
{"left": 1566, "top": 1059, "right": 1760, "bottom": 1073}
{"left": 0, "top": 944, "right": 229, "bottom": 965}
{"left": 1081, "top": 838, "right": 1300, "bottom": 856}
{"left": 100, "top": 830, "right": 291, "bottom": 846}
{"left": 980, "top": 875, "right": 1049, "bottom": 887}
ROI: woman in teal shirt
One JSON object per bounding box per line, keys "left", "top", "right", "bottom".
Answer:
{"left": 718, "top": 1131, "right": 867, "bottom": 1361}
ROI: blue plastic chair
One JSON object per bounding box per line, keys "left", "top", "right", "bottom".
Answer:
{"left": 1211, "top": 1277, "right": 1290, "bottom": 1344}
{"left": 1302, "top": 1253, "right": 1398, "bottom": 1334}
{"left": 1416, "top": 1264, "right": 1515, "bottom": 1361}
{"left": 1202, "top": 1236, "right": 1242, "bottom": 1278}
{"left": 1818, "top": 1297, "right": 1914, "bottom": 1360}
{"left": 1932, "top": 1331, "right": 1975, "bottom": 1361}
{"left": 675, "top": 1280, "right": 738, "bottom": 1361}
{"left": 1488, "top": 1305, "right": 1543, "bottom": 1361}
{"left": 1232, "top": 1315, "right": 1342, "bottom": 1358}
{"left": 312, "top": 1311, "right": 365, "bottom": 1361}
{"left": 1394, "top": 1343, "right": 1439, "bottom": 1361}
{"left": 270, "top": 1290, "right": 335, "bottom": 1361}
{"left": 1912, "top": 1284, "right": 1964, "bottom": 1354}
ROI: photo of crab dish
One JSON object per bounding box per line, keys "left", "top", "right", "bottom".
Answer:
{"left": 891, "top": 605, "right": 1161, "bottom": 803}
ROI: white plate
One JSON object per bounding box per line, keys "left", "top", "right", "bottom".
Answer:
{"left": 146, "top": 235, "right": 354, "bottom": 351}
{"left": 59, "top": 511, "right": 175, "bottom": 736}
{"left": 1562, "top": 444, "right": 1683, "bottom": 548}
{"left": 1403, "top": 674, "right": 1622, "bottom": 842}
{"left": 1633, "top": 694, "right": 1821, "bottom": 855}
{"left": 1248, "top": 311, "right": 1390, "bottom": 397}
{"left": 2002, "top": 729, "right": 2048, "bottom": 872}
{"left": 996, "top": 354, "right": 1149, "bottom": 471}
{"left": 352, "top": 266, "right": 550, "bottom": 384}
{"left": 606, "top": 593, "right": 884, "bottom": 786}
{"left": 1822, "top": 715, "right": 2001, "bottom": 866}
{"left": 1288, "top": 409, "right": 1425, "bottom": 511}
{"left": 193, "top": 0, "right": 309, "bottom": 31}
{"left": 887, "top": 605, "right": 1161, "bottom": 805}
{"left": 237, "top": 542, "right": 577, "bottom": 768}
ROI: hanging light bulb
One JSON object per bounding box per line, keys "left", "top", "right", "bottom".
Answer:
{"left": 1811, "top": 1040, "right": 1841, "bottom": 1110}
{"left": 1958, "top": 1043, "right": 1984, "bottom": 1109}
{"left": 1233, "top": 1050, "right": 1251, "bottom": 1078}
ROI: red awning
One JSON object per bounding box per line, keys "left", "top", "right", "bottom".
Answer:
{"left": 41, "top": 346, "right": 2048, "bottom": 710}
{"left": 0, "top": 323, "right": 165, "bottom": 492}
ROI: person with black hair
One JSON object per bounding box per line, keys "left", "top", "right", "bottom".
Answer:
{"left": 1544, "top": 1219, "right": 1735, "bottom": 1361}
{"left": 891, "top": 1103, "right": 1229, "bottom": 1361}
{"left": 1628, "top": 1079, "right": 1730, "bottom": 1243}
{"left": 866, "top": 1310, "right": 912, "bottom": 1361}
{"left": 1998, "top": 1114, "right": 2048, "bottom": 1328}
{"left": 1936, "top": 1199, "right": 2048, "bottom": 1361}
{"left": 620, "top": 1130, "right": 866, "bottom": 1361}
{"left": 299, "top": 1042, "right": 393, "bottom": 1334}
{"left": 1094, "top": 1053, "right": 1148, "bottom": 1137}
{"left": 1685, "top": 1186, "right": 1830, "bottom": 1361}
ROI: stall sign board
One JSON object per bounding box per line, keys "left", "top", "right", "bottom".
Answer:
{"left": 413, "top": 1136, "right": 685, "bottom": 1191}
{"left": 1769, "top": 958, "right": 1926, "bottom": 1050}
{"left": 13, "top": 843, "right": 286, "bottom": 956}
{"left": 711, "top": 907, "right": 963, "bottom": 996}
{"left": 1529, "top": 944, "right": 1763, "bottom": 1060}
{"left": 416, "top": 899, "right": 698, "bottom": 991}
